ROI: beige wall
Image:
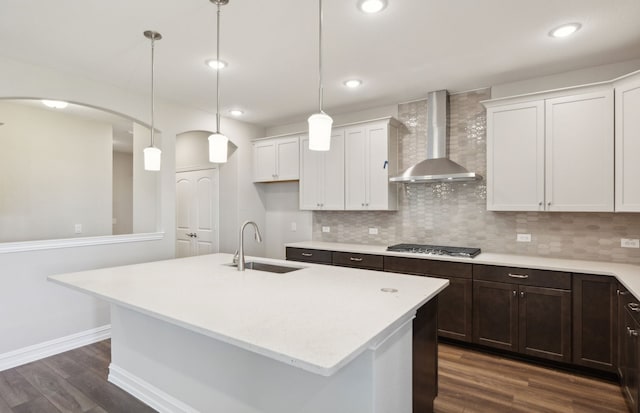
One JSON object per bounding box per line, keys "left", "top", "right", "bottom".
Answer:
{"left": 0, "top": 101, "right": 112, "bottom": 242}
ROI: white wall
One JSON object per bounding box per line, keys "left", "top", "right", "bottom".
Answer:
{"left": 262, "top": 182, "right": 312, "bottom": 259}
{"left": 264, "top": 104, "right": 398, "bottom": 137}
{"left": 113, "top": 151, "right": 133, "bottom": 235}
{"left": 491, "top": 58, "right": 640, "bottom": 98}
{"left": 0, "top": 101, "right": 113, "bottom": 242}
{"left": 0, "top": 55, "right": 263, "bottom": 357}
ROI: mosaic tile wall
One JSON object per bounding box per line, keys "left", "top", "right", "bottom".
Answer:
{"left": 313, "top": 89, "right": 640, "bottom": 265}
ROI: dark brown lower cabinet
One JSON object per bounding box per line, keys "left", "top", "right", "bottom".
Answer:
{"left": 384, "top": 256, "right": 473, "bottom": 343}
{"left": 620, "top": 283, "right": 640, "bottom": 413}
{"left": 434, "top": 276, "right": 473, "bottom": 342}
{"left": 572, "top": 273, "right": 618, "bottom": 371}
{"left": 473, "top": 280, "right": 571, "bottom": 362}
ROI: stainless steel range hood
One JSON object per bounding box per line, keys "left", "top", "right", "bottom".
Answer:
{"left": 390, "top": 90, "right": 481, "bottom": 183}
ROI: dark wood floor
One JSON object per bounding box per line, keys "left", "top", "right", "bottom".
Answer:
{"left": 0, "top": 340, "right": 628, "bottom": 412}
{"left": 435, "top": 344, "right": 628, "bottom": 413}
{"left": 0, "top": 340, "right": 154, "bottom": 413}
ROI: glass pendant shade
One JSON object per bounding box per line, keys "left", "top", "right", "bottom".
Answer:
{"left": 308, "top": 112, "right": 333, "bottom": 151}
{"left": 143, "top": 146, "right": 162, "bottom": 171}
{"left": 209, "top": 132, "right": 228, "bottom": 163}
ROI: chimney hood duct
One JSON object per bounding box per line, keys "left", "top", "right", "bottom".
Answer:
{"left": 390, "top": 90, "right": 481, "bottom": 183}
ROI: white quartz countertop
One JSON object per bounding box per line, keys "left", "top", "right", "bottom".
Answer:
{"left": 286, "top": 241, "right": 640, "bottom": 299}
{"left": 48, "top": 253, "right": 448, "bottom": 377}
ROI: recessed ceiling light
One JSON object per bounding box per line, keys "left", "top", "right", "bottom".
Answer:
{"left": 549, "top": 23, "right": 581, "bottom": 38}
{"left": 41, "top": 100, "right": 68, "bottom": 109}
{"left": 358, "top": 0, "right": 387, "bottom": 13}
{"left": 344, "top": 79, "right": 363, "bottom": 88}
{"left": 229, "top": 109, "right": 244, "bottom": 116}
{"left": 205, "top": 59, "right": 227, "bottom": 70}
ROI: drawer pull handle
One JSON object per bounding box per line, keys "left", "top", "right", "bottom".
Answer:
{"left": 350, "top": 257, "right": 364, "bottom": 262}
{"left": 301, "top": 253, "right": 313, "bottom": 257}
{"left": 628, "top": 327, "right": 639, "bottom": 337}
{"left": 628, "top": 303, "right": 640, "bottom": 312}
{"left": 508, "top": 273, "right": 529, "bottom": 279}
{"left": 618, "top": 289, "right": 630, "bottom": 296}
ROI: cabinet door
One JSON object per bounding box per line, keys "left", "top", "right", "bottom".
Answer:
{"left": 275, "top": 137, "right": 299, "bottom": 181}
{"left": 473, "top": 280, "right": 518, "bottom": 351}
{"left": 344, "top": 126, "right": 367, "bottom": 210}
{"left": 486, "top": 101, "right": 545, "bottom": 211}
{"left": 253, "top": 140, "right": 276, "bottom": 182}
{"left": 615, "top": 73, "right": 640, "bottom": 211}
{"left": 573, "top": 274, "right": 618, "bottom": 371}
{"left": 367, "top": 122, "right": 392, "bottom": 210}
{"left": 621, "top": 307, "right": 640, "bottom": 412}
{"left": 545, "top": 89, "right": 614, "bottom": 211}
{"left": 519, "top": 286, "right": 571, "bottom": 362}
{"left": 436, "top": 276, "right": 473, "bottom": 342}
{"left": 322, "top": 130, "right": 345, "bottom": 210}
{"left": 299, "top": 136, "right": 322, "bottom": 209}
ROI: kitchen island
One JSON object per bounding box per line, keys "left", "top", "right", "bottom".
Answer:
{"left": 48, "top": 253, "right": 448, "bottom": 413}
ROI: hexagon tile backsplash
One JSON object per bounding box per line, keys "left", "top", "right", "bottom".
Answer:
{"left": 313, "top": 89, "right": 640, "bottom": 265}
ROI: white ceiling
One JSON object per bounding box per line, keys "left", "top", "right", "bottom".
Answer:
{"left": 2, "top": 0, "right": 640, "bottom": 127}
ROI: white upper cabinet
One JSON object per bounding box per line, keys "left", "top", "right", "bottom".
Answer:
{"left": 615, "top": 71, "right": 640, "bottom": 212}
{"left": 486, "top": 101, "right": 545, "bottom": 211}
{"left": 299, "top": 129, "right": 345, "bottom": 210}
{"left": 484, "top": 85, "right": 614, "bottom": 212}
{"left": 545, "top": 90, "right": 613, "bottom": 212}
{"left": 344, "top": 118, "right": 399, "bottom": 210}
{"left": 253, "top": 136, "right": 300, "bottom": 182}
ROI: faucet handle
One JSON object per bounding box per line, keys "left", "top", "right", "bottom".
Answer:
{"left": 232, "top": 249, "right": 239, "bottom": 264}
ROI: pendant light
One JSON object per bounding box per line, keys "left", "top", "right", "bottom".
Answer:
{"left": 208, "top": 0, "right": 229, "bottom": 163}
{"left": 308, "top": 0, "right": 333, "bottom": 151}
{"left": 143, "top": 30, "right": 162, "bottom": 171}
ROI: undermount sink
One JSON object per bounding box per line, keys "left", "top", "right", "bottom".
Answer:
{"left": 225, "top": 261, "right": 303, "bottom": 274}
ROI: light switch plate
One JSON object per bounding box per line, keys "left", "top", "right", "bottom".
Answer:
{"left": 290, "top": 222, "right": 297, "bottom": 232}
{"left": 322, "top": 226, "right": 330, "bottom": 233}
{"left": 74, "top": 224, "right": 82, "bottom": 234}
{"left": 517, "top": 233, "right": 531, "bottom": 242}
{"left": 621, "top": 238, "right": 640, "bottom": 248}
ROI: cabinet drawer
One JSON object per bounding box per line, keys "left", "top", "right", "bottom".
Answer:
{"left": 473, "top": 265, "right": 571, "bottom": 289}
{"left": 384, "top": 256, "right": 472, "bottom": 278}
{"left": 332, "top": 251, "right": 383, "bottom": 270}
{"left": 285, "top": 248, "right": 332, "bottom": 264}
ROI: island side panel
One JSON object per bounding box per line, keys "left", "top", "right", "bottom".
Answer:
{"left": 108, "top": 304, "right": 414, "bottom": 413}
{"left": 413, "top": 297, "right": 438, "bottom": 413}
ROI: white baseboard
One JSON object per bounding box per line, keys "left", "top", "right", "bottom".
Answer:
{"left": 108, "top": 364, "right": 198, "bottom": 413}
{"left": 0, "top": 325, "right": 111, "bottom": 372}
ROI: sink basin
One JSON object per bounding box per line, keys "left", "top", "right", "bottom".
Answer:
{"left": 225, "top": 261, "right": 303, "bottom": 274}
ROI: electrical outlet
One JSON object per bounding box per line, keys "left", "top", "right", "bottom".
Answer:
{"left": 322, "top": 226, "right": 330, "bottom": 233}
{"left": 290, "top": 222, "right": 297, "bottom": 232}
{"left": 74, "top": 224, "right": 82, "bottom": 234}
{"left": 517, "top": 233, "right": 531, "bottom": 242}
{"left": 621, "top": 238, "right": 640, "bottom": 248}
{"left": 369, "top": 227, "right": 378, "bottom": 235}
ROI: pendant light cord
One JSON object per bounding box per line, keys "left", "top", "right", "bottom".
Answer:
{"left": 318, "top": 0, "right": 324, "bottom": 113}
{"left": 150, "top": 35, "right": 156, "bottom": 147}
{"left": 215, "top": 3, "right": 221, "bottom": 134}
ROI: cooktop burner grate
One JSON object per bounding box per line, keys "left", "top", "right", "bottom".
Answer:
{"left": 386, "top": 243, "right": 481, "bottom": 258}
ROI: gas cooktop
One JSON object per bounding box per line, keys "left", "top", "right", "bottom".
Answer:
{"left": 386, "top": 243, "right": 481, "bottom": 258}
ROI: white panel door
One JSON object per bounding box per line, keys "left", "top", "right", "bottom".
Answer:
{"left": 545, "top": 89, "right": 614, "bottom": 212}
{"left": 615, "top": 73, "right": 640, "bottom": 212}
{"left": 175, "top": 169, "right": 219, "bottom": 258}
{"left": 253, "top": 141, "right": 276, "bottom": 182}
{"left": 367, "top": 123, "right": 390, "bottom": 210}
{"left": 275, "top": 137, "right": 300, "bottom": 181}
{"left": 344, "top": 127, "right": 367, "bottom": 210}
{"left": 299, "top": 135, "right": 322, "bottom": 210}
{"left": 486, "top": 101, "right": 545, "bottom": 211}
{"left": 322, "top": 129, "right": 345, "bottom": 210}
